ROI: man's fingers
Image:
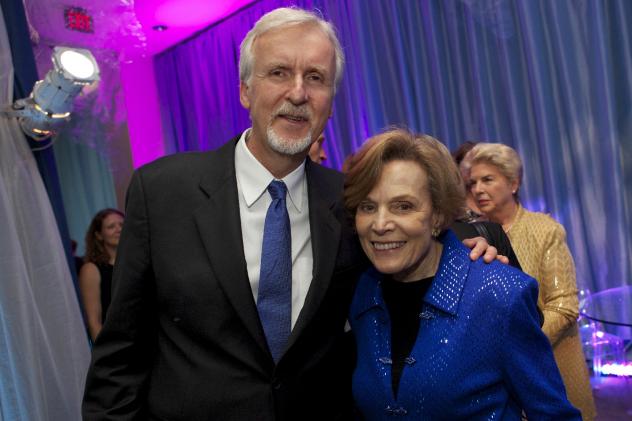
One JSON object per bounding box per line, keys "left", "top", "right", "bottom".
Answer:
{"left": 496, "top": 254, "right": 509, "bottom": 265}
{"left": 463, "top": 236, "right": 497, "bottom": 262}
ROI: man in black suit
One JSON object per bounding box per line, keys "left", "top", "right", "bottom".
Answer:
{"left": 82, "top": 7, "right": 493, "bottom": 420}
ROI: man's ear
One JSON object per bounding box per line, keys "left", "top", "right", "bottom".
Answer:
{"left": 239, "top": 81, "right": 251, "bottom": 109}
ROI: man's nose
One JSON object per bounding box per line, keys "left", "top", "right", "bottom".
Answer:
{"left": 287, "top": 76, "right": 307, "bottom": 104}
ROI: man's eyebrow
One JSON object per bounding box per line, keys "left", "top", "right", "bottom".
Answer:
{"left": 262, "top": 62, "right": 288, "bottom": 69}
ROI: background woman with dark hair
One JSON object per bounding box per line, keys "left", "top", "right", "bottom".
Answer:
{"left": 79, "top": 208, "right": 124, "bottom": 342}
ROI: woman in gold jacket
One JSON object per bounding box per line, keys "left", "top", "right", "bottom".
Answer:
{"left": 461, "top": 143, "right": 596, "bottom": 421}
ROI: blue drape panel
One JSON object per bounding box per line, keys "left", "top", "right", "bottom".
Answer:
{"left": 54, "top": 137, "right": 118, "bottom": 255}
{"left": 155, "top": 0, "right": 631, "bottom": 295}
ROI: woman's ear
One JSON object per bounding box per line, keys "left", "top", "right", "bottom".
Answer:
{"left": 431, "top": 214, "right": 445, "bottom": 236}
{"left": 510, "top": 178, "right": 520, "bottom": 195}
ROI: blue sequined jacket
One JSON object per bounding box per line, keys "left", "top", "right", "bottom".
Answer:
{"left": 350, "top": 230, "right": 581, "bottom": 420}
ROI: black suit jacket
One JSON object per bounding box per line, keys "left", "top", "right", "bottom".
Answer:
{"left": 451, "top": 221, "right": 522, "bottom": 269}
{"left": 82, "top": 137, "right": 364, "bottom": 421}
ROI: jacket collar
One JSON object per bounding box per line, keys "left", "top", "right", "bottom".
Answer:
{"left": 353, "top": 230, "right": 471, "bottom": 318}
{"left": 423, "top": 230, "right": 471, "bottom": 316}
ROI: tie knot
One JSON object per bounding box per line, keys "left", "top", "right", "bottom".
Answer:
{"left": 268, "top": 180, "right": 288, "bottom": 201}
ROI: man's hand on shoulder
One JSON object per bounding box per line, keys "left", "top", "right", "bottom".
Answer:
{"left": 462, "top": 237, "right": 509, "bottom": 264}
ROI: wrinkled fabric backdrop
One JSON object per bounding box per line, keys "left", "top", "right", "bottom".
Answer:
{"left": 155, "top": 0, "right": 632, "bottom": 318}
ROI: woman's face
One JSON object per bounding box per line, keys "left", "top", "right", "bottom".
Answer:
{"left": 97, "top": 213, "right": 124, "bottom": 249}
{"left": 468, "top": 163, "right": 517, "bottom": 218}
{"left": 355, "top": 160, "right": 439, "bottom": 282}
{"left": 460, "top": 167, "right": 483, "bottom": 216}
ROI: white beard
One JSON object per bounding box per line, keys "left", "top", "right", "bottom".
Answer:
{"left": 266, "top": 126, "right": 313, "bottom": 156}
{"left": 263, "top": 102, "right": 314, "bottom": 156}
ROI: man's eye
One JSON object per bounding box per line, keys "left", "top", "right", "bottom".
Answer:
{"left": 307, "top": 73, "right": 323, "bottom": 82}
{"left": 270, "top": 69, "right": 287, "bottom": 78}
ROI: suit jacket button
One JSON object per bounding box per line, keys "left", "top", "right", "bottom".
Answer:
{"left": 272, "top": 380, "right": 282, "bottom": 390}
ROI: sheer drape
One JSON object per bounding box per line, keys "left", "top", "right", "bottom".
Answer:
{"left": 155, "top": 0, "right": 631, "bottom": 298}
{"left": 0, "top": 3, "right": 89, "bottom": 420}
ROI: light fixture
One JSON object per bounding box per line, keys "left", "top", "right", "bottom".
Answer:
{"left": 7, "top": 46, "right": 100, "bottom": 141}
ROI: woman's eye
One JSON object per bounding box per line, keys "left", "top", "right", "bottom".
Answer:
{"left": 358, "top": 202, "right": 375, "bottom": 213}
{"left": 394, "top": 202, "right": 413, "bottom": 211}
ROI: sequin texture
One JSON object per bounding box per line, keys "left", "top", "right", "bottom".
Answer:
{"left": 350, "top": 230, "right": 581, "bottom": 420}
{"left": 507, "top": 205, "right": 596, "bottom": 420}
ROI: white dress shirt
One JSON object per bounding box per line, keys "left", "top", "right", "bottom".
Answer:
{"left": 234, "top": 129, "right": 313, "bottom": 329}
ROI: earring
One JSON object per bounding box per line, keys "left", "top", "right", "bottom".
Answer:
{"left": 432, "top": 227, "right": 441, "bottom": 238}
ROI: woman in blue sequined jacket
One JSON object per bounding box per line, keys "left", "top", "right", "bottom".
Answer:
{"left": 343, "top": 129, "right": 580, "bottom": 420}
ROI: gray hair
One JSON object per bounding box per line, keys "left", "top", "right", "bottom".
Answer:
{"left": 461, "top": 142, "right": 523, "bottom": 187}
{"left": 239, "top": 7, "right": 345, "bottom": 91}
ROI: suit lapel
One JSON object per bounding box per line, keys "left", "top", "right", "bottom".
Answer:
{"left": 193, "top": 139, "right": 270, "bottom": 358}
{"left": 288, "top": 161, "right": 341, "bottom": 348}
{"left": 192, "top": 146, "right": 343, "bottom": 360}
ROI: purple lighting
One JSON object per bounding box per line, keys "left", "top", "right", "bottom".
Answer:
{"left": 134, "top": 0, "right": 257, "bottom": 56}
{"left": 121, "top": 57, "right": 165, "bottom": 168}
{"left": 122, "top": 0, "right": 259, "bottom": 168}
{"left": 154, "top": 0, "right": 235, "bottom": 26}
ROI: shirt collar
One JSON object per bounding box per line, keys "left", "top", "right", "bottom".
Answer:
{"left": 234, "top": 129, "right": 306, "bottom": 212}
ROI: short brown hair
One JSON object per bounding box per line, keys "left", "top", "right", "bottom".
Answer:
{"left": 344, "top": 129, "right": 465, "bottom": 231}
{"left": 452, "top": 141, "right": 478, "bottom": 166}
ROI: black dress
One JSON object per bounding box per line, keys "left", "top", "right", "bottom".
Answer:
{"left": 96, "top": 263, "right": 113, "bottom": 320}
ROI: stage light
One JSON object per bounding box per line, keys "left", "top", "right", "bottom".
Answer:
{"left": 6, "top": 46, "right": 99, "bottom": 141}
{"left": 597, "top": 363, "right": 632, "bottom": 377}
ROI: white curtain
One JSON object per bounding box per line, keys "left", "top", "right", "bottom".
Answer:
{"left": 0, "top": 3, "right": 90, "bottom": 420}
